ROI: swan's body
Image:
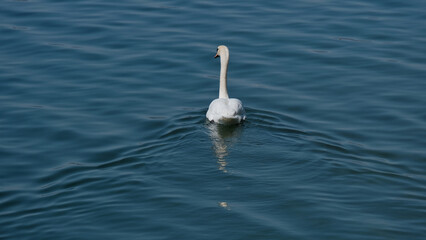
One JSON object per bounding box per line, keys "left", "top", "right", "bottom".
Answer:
{"left": 207, "top": 98, "right": 245, "bottom": 125}
{"left": 206, "top": 45, "right": 245, "bottom": 125}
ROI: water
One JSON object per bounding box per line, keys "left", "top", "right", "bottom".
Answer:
{"left": 1, "top": 0, "right": 425, "bottom": 239}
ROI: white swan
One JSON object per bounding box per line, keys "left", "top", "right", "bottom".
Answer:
{"left": 206, "top": 45, "right": 246, "bottom": 125}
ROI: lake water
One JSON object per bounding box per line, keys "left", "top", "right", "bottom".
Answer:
{"left": 1, "top": 0, "right": 425, "bottom": 239}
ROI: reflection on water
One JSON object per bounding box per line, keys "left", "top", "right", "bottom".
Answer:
{"left": 207, "top": 123, "right": 243, "bottom": 173}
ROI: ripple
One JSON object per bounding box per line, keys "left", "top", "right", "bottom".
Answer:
{"left": 1, "top": 0, "right": 426, "bottom": 239}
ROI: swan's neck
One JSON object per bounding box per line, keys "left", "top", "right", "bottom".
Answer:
{"left": 219, "top": 54, "right": 229, "bottom": 99}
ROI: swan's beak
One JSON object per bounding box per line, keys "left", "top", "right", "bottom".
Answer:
{"left": 214, "top": 54, "right": 219, "bottom": 58}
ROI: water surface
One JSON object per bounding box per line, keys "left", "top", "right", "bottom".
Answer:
{"left": 1, "top": 0, "right": 425, "bottom": 239}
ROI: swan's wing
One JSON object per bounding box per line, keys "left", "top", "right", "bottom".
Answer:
{"left": 206, "top": 99, "right": 225, "bottom": 121}
{"left": 228, "top": 98, "right": 246, "bottom": 118}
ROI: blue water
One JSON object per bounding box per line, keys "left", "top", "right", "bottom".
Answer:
{"left": 1, "top": 0, "right": 425, "bottom": 239}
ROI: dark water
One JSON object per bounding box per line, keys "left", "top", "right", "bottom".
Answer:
{"left": 1, "top": 0, "right": 425, "bottom": 239}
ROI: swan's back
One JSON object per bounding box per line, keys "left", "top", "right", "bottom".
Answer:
{"left": 206, "top": 98, "right": 246, "bottom": 125}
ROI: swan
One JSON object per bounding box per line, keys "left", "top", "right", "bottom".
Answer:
{"left": 206, "top": 45, "right": 246, "bottom": 125}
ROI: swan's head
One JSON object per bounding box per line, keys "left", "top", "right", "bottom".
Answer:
{"left": 214, "top": 45, "right": 229, "bottom": 59}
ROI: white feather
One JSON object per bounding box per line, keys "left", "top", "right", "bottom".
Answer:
{"left": 206, "top": 45, "right": 246, "bottom": 125}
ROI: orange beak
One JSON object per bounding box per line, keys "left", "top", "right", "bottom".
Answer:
{"left": 214, "top": 54, "right": 219, "bottom": 58}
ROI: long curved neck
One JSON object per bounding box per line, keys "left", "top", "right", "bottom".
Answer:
{"left": 219, "top": 53, "right": 229, "bottom": 99}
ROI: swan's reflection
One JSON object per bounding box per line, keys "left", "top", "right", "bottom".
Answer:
{"left": 207, "top": 123, "right": 243, "bottom": 173}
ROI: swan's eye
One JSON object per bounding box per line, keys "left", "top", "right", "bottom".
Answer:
{"left": 216, "top": 48, "right": 218, "bottom": 52}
